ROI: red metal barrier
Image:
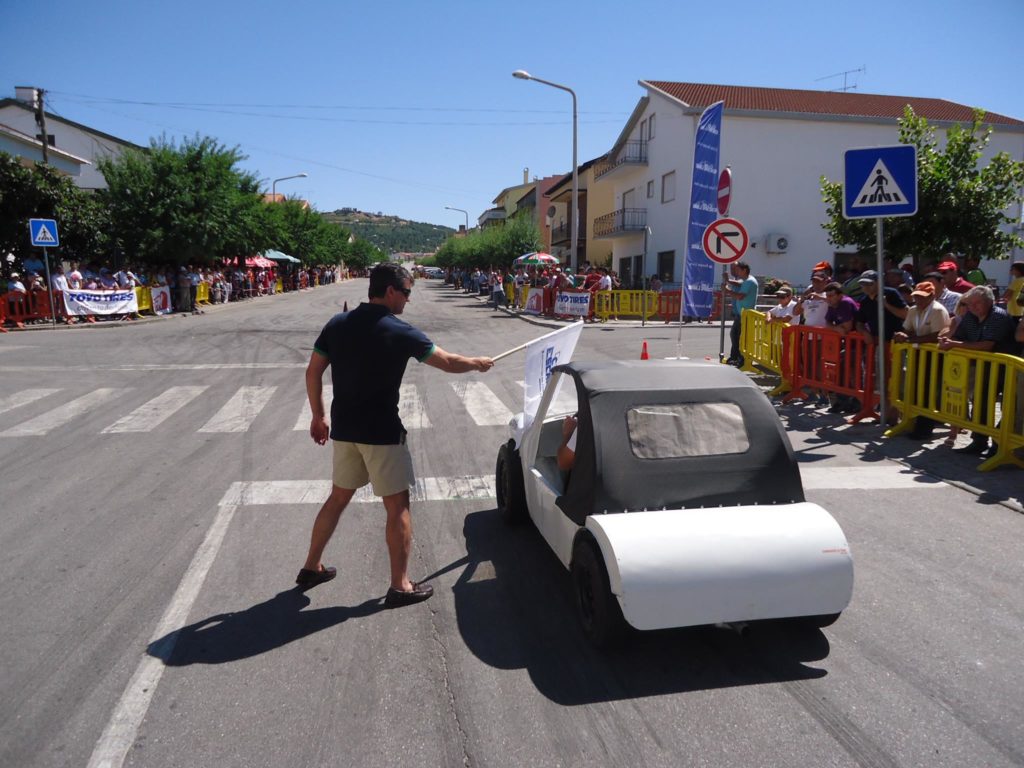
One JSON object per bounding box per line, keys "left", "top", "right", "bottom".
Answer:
{"left": 0, "top": 292, "right": 8, "bottom": 331}
{"left": 4, "top": 291, "right": 30, "bottom": 328}
{"left": 780, "top": 325, "right": 880, "bottom": 423}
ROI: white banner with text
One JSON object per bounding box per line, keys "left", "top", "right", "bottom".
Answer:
{"left": 554, "top": 291, "right": 592, "bottom": 317}
{"left": 63, "top": 289, "right": 139, "bottom": 316}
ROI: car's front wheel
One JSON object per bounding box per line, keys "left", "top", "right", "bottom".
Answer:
{"left": 495, "top": 441, "right": 527, "bottom": 524}
{"left": 571, "top": 536, "right": 628, "bottom": 649}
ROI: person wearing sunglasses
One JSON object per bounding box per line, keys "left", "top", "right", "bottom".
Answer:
{"left": 298, "top": 262, "right": 494, "bottom": 607}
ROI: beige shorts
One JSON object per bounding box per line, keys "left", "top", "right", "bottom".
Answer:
{"left": 332, "top": 440, "right": 415, "bottom": 497}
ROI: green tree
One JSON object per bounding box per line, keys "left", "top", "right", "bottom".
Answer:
{"left": 99, "top": 135, "right": 276, "bottom": 267}
{"left": 0, "top": 151, "right": 110, "bottom": 272}
{"left": 434, "top": 218, "right": 542, "bottom": 271}
{"left": 821, "top": 107, "right": 1024, "bottom": 264}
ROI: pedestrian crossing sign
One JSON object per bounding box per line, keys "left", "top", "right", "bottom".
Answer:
{"left": 843, "top": 145, "right": 917, "bottom": 219}
{"left": 29, "top": 218, "right": 60, "bottom": 247}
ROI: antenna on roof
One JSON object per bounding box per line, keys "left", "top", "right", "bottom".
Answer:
{"left": 815, "top": 66, "right": 866, "bottom": 93}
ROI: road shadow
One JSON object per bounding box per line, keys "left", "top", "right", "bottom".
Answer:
{"left": 775, "top": 397, "right": 1023, "bottom": 511}
{"left": 148, "top": 590, "right": 385, "bottom": 665}
{"left": 452, "top": 509, "right": 830, "bottom": 706}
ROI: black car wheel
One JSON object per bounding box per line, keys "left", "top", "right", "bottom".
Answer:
{"left": 571, "top": 536, "right": 628, "bottom": 649}
{"left": 495, "top": 441, "right": 527, "bottom": 524}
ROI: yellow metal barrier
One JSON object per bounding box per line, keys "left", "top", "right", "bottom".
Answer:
{"left": 135, "top": 286, "right": 153, "bottom": 315}
{"left": 276, "top": 278, "right": 283, "bottom": 293}
{"left": 738, "top": 308, "right": 792, "bottom": 394}
{"left": 505, "top": 282, "right": 515, "bottom": 304}
{"left": 887, "top": 343, "right": 1024, "bottom": 470}
{"left": 195, "top": 283, "right": 210, "bottom": 305}
{"left": 593, "top": 290, "right": 660, "bottom": 320}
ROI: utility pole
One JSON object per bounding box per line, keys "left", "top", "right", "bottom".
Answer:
{"left": 35, "top": 88, "right": 49, "bottom": 165}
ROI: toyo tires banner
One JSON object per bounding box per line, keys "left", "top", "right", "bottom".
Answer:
{"left": 63, "top": 289, "right": 139, "bottom": 316}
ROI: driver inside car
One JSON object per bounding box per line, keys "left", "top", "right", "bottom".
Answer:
{"left": 557, "top": 414, "right": 578, "bottom": 472}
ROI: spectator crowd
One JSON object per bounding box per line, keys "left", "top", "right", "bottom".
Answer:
{"left": 4, "top": 258, "right": 345, "bottom": 327}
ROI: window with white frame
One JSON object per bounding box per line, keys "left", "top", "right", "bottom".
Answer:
{"left": 639, "top": 118, "right": 647, "bottom": 141}
{"left": 648, "top": 113, "right": 655, "bottom": 140}
{"left": 646, "top": 180, "right": 654, "bottom": 199}
{"left": 661, "top": 171, "right": 675, "bottom": 203}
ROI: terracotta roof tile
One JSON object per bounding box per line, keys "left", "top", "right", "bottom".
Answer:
{"left": 643, "top": 81, "right": 1024, "bottom": 127}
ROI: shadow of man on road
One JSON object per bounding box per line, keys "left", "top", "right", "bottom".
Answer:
{"left": 148, "top": 590, "right": 385, "bottom": 666}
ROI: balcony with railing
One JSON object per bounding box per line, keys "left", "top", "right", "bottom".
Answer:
{"left": 593, "top": 208, "right": 647, "bottom": 238}
{"left": 594, "top": 141, "right": 648, "bottom": 180}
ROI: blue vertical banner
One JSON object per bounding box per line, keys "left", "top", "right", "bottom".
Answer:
{"left": 682, "top": 101, "right": 724, "bottom": 319}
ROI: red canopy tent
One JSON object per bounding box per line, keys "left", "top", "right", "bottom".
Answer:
{"left": 245, "top": 256, "right": 276, "bottom": 268}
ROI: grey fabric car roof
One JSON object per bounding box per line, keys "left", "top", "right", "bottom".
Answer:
{"left": 551, "top": 359, "right": 805, "bottom": 523}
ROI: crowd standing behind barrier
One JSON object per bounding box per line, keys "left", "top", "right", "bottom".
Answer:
{"left": 2, "top": 261, "right": 348, "bottom": 329}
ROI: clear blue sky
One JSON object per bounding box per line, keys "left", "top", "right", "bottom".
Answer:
{"left": 2, "top": 0, "right": 1021, "bottom": 227}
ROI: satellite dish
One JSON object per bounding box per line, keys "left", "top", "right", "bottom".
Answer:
{"left": 547, "top": 206, "right": 557, "bottom": 218}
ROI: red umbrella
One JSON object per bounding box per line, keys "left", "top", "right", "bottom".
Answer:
{"left": 514, "top": 252, "right": 558, "bottom": 266}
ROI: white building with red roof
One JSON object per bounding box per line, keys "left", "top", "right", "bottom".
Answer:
{"left": 592, "top": 81, "right": 1024, "bottom": 287}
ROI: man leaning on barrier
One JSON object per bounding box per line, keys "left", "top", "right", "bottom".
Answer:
{"left": 937, "top": 285, "right": 1016, "bottom": 456}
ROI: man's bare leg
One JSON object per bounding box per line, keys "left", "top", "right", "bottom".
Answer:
{"left": 303, "top": 485, "right": 356, "bottom": 571}
{"left": 382, "top": 490, "right": 414, "bottom": 591}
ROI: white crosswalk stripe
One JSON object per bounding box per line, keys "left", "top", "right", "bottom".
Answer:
{"left": 0, "top": 388, "right": 62, "bottom": 416}
{"left": 451, "top": 381, "right": 513, "bottom": 426}
{"left": 293, "top": 385, "right": 333, "bottom": 431}
{"left": 220, "top": 476, "right": 497, "bottom": 505}
{"left": 198, "top": 386, "right": 277, "bottom": 433}
{"left": 102, "top": 386, "right": 209, "bottom": 433}
{"left": 0, "top": 388, "right": 127, "bottom": 436}
{"left": 399, "top": 383, "right": 431, "bottom": 429}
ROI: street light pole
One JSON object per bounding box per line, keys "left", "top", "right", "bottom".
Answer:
{"left": 444, "top": 206, "right": 469, "bottom": 232}
{"left": 271, "top": 172, "right": 308, "bottom": 200}
{"left": 513, "top": 70, "right": 578, "bottom": 271}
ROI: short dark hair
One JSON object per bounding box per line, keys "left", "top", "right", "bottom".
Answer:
{"left": 368, "top": 262, "right": 412, "bottom": 298}
{"left": 824, "top": 282, "right": 844, "bottom": 294}
{"left": 734, "top": 261, "right": 750, "bottom": 275}
{"left": 1010, "top": 261, "right": 1024, "bottom": 277}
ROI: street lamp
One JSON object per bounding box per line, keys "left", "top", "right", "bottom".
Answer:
{"left": 513, "top": 69, "right": 578, "bottom": 271}
{"left": 271, "top": 172, "right": 308, "bottom": 200}
{"left": 444, "top": 206, "right": 469, "bottom": 232}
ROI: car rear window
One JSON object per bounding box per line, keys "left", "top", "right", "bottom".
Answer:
{"left": 626, "top": 403, "right": 749, "bottom": 458}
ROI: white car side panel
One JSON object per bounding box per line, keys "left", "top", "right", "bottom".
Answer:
{"left": 585, "top": 503, "right": 854, "bottom": 631}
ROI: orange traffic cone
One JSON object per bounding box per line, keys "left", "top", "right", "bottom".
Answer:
{"left": 640, "top": 340, "right": 650, "bottom": 360}
{"left": 343, "top": 301, "right": 348, "bottom": 312}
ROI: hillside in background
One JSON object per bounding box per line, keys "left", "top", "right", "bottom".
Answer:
{"left": 322, "top": 208, "right": 455, "bottom": 254}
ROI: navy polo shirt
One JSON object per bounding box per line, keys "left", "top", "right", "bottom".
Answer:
{"left": 855, "top": 287, "right": 907, "bottom": 341}
{"left": 313, "top": 302, "right": 435, "bottom": 444}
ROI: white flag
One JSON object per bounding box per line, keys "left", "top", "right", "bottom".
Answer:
{"left": 522, "top": 321, "right": 584, "bottom": 431}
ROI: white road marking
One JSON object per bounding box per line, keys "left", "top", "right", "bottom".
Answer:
{"left": 101, "top": 386, "right": 209, "bottom": 433}
{"left": 219, "top": 475, "right": 497, "bottom": 506}
{"left": 451, "top": 381, "right": 512, "bottom": 426}
{"left": 0, "top": 388, "right": 62, "bottom": 416}
{"left": 86, "top": 497, "right": 239, "bottom": 768}
{"left": 0, "top": 388, "right": 127, "bottom": 436}
{"left": 198, "top": 386, "right": 276, "bottom": 433}
{"left": 399, "top": 383, "right": 431, "bottom": 429}
{"left": 800, "top": 466, "right": 943, "bottom": 490}
{"left": 292, "top": 385, "right": 333, "bottom": 431}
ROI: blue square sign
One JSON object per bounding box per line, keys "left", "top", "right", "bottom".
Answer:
{"left": 29, "top": 218, "right": 60, "bottom": 247}
{"left": 843, "top": 145, "right": 918, "bottom": 219}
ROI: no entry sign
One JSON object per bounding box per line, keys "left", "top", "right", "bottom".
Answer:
{"left": 717, "top": 168, "right": 732, "bottom": 215}
{"left": 702, "top": 217, "right": 748, "bottom": 264}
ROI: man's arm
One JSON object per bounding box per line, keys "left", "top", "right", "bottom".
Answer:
{"left": 557, "top": 415, "right": 577, "bottom": 472}
{"left": 423, "top": 346, "right": 494, "bottom": 374}
{"left": 306, "top": 351, "right": 331, "bottom": 445}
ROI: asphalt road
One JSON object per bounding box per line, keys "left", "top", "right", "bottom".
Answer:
{"left": 1, "top": 279, "right": 1021, "bottom": 768}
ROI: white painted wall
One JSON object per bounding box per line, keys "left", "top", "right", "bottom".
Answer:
{"left": 0, "top": 104, "right": 137, "bottom": 191}
{"left": 598, "top": 90, "right": 1024, "bottom": 288}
